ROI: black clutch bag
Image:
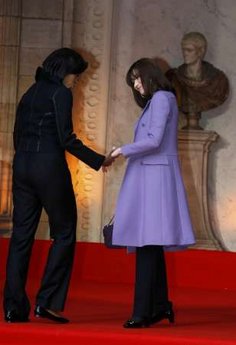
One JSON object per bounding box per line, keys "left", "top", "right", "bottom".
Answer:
{"left": 102, "top": 216, "right": 123, "bottom": 249}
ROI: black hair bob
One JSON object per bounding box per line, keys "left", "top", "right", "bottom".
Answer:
{"left": 41, "top": 47, "right": 88, "bottom": 80}
{"left": 126, "top": 58, "right": 174, "bottom": 108}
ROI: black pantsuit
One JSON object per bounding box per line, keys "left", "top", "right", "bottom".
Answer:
{"left": 3, "top": 67, "right": 105, "bottom": 318}
{"left": 4, "top": 152, "right": 77, "bottom": 316}
{"left": 132, "top": 245, "right": 172, "bottom": 320}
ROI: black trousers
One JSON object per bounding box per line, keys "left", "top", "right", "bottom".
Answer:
{"left": 3, "top": 152, "right": 77, "bottom": 317}
{"left": 132, "top": 245, "right": 171, "bottom": 319}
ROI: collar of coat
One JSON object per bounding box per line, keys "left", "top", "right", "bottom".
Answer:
{"left": 35, "top": 66, "right": 62, "bottom": 85}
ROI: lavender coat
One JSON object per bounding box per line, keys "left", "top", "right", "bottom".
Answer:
{"left": 112, "top": 91, "right": 195, "bottom": 249}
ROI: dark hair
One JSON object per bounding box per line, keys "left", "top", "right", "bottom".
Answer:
{"left": 126, "top": 58, "right": 174, "bottom": 108}
{"left": 42, "top": 48, "right": 88, "bottom": 80}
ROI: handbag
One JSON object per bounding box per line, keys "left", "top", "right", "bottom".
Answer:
{"left": 102, "top": 216, "right": 123, "bottom": 249}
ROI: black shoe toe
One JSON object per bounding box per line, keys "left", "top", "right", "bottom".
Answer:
{"left": 123, "top": 318, "right": 149, "bottom": 328}
{"left": 34, "top": 305, "right": 69, "bottom": 324}
{"left": 5, "top": 310, "right": 29, "bottom": 323}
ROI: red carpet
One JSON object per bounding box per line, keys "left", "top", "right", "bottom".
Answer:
{"left": 0, "top": 238, "right": 236, "bottom": 345}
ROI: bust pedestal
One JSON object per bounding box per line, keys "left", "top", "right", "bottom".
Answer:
{"left": 178, "top": 129, "right": 222, "bottom": 250}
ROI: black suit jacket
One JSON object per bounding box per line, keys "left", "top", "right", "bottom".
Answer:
{"left": 13, "top": 68, "right": 105, "bottom": 171}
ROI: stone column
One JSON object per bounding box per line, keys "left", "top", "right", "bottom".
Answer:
{"left": 178, "top": 129, "right": 222, "bottom": 249}
{"left": 0, "top": 0, "right": 21, "bottom": 233}
{"left": 71, "top": 0, "right": 114, "bottom": 241}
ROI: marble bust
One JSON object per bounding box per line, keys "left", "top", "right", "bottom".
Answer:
{"left": 166, "top": 32, "right": 229, "bottom": 129}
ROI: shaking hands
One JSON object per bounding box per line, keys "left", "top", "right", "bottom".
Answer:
{"left": 102, "top": 147, "right": 122, "bottom": 172}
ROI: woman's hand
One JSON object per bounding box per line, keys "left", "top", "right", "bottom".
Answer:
{"left": 102, "top": 148, "right": 116, "bottom": 172}
{"left": 111, "top": 147, "right": 122, "bottom": 158}
{"left": 102, "top": 147, "right": 122, "bottom": 172}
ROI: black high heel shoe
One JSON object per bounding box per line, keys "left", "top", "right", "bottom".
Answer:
{"left": 34, "top": 305, "right": 69, "bottom": 324}
{"left": 149, "top": 308, "right": 175, "bottom": 325}
{"left": 5, "top": 310, "right": 29, "bottom": 323}
{"left": 123, "top": 318, "right": 150, "bottom": 328}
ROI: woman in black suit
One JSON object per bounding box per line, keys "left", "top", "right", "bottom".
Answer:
{"left": 3, "top": 48, "right": 113, "bottom": 323}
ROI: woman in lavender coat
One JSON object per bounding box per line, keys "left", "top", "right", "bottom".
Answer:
{"left": 111, "top": 58, "right": 195, "bottom": 328}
